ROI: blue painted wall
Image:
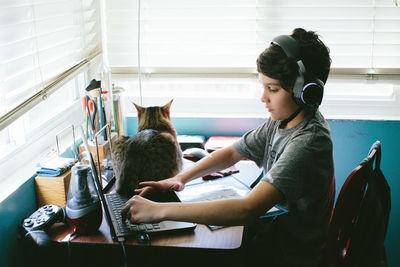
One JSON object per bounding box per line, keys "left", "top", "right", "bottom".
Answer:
{"left": 0, "top": 176, "right": 36, "bottom": 267}
{"left": 328, "top": 120, "right": 400, "bottom": 267}
{"left": 1, "top": 117, "right": 399, "bottom": 266}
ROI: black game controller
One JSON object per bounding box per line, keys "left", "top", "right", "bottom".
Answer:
{"left": 19, "top": 204, "right": 66, "bottom": 248}
{"left": 22, "top": 204, "right": 66, "bottom": 233}
{"left": 19, "top": 205, "right": 66, "bottom": 267}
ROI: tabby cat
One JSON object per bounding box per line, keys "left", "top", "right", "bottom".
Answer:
{"left": 111, "top": 100, "right": 183, "bottom": 197}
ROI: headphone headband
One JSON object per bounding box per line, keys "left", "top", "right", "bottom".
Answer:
{"left": 271, "top": 35, "right": 324, "bottom": 110}
{"left": 271, "top": 35, "right": 301, "bottom": 60}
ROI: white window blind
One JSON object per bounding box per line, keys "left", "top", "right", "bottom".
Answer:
{"left": 105, "top": 0, "right": 399, "bottom": 74}
{"left": 105, "top": 0, "right": 257, "bottom": 72}
{"left": 0, "top": 0, "right": 102, "bottom": 122}
{"left": 257, "top": 0, "right": 400, "bottom": 72}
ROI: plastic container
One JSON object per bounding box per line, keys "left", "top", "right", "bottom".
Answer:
{"left": 66, "top": 164, "right": 102, "bottom": 234}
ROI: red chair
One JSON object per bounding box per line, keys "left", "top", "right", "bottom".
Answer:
{"left": 325, "top": 141, "right": 391, "bottom": 267}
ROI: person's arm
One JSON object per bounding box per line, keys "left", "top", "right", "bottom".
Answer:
{"left": 122, "top": 180, "right": 284, "bottom": 226}
{"left": 135, "top": 145, "right": 244, "bottom": 195}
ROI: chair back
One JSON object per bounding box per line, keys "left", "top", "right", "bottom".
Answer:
{"left": 325, "top": 141, "right": 390, "bottom": 267}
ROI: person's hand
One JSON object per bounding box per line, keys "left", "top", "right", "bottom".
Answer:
{"left": 121, "top": 195, "right": 161, "bottom": 223}
{"left": 134, "top": 176, "right": 185, "bottom": 196}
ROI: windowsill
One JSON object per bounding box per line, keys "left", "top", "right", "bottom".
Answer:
{"left": 0, "top": 102, "right": 84, "bottom": 203}
{"left": 113, "top": 75, "right": 400, "bottom": 121}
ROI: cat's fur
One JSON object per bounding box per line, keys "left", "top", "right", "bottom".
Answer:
{"left": 111, "top": 100, "right": 182, "bottom": 197}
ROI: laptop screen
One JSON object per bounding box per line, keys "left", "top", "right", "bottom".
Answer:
{"left": 78, "top": 125, "right": 119, "bottom": 238}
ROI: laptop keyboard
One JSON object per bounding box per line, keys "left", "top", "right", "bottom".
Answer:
{"left": 105, "top": 193, "right": 161, "bottom": 233}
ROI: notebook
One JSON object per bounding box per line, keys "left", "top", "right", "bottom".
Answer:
{"left": 79, "top": 126, "right": 196, "bottom": 241}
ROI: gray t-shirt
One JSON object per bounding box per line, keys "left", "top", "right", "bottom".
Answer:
{"left": 234, "top": 111, "right": 335, "bottom": 266}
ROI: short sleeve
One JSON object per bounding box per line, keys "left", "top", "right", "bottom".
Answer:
{"left": 233, "top": 120, "right": 273, "bottom": 167}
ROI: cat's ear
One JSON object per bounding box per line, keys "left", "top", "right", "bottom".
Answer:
{"left": 133, "top": 102, "right": 144, "bottom": 115}
{"left": 162, "top": 99, "right": 173, "bottom": 119}
{"left": 163, "top": 99, "right": 173, "bottom": 111}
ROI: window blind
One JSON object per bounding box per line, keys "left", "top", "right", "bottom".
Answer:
{"left": 0, "top": 0, "right": 102, "bottom": 123}
{"left": 105, "top": 0, "right": 257, "bottom": 72}
{"left": 257, "top": 0, "right": 400, "bottom": 73}
{"left": 105, "top": 0, "right": 399, "bottom": 74}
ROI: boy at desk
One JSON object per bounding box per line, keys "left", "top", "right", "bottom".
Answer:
{"left": 122, "top": 28, "right": 335, "bottom": 267}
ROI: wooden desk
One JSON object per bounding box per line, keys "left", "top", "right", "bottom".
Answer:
{"left": 47, "top": 161, "right": 261, "bottom": 267}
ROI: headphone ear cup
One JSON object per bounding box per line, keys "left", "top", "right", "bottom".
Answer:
{"left": 302, "top": 83, "right": 323, "bottom": 108}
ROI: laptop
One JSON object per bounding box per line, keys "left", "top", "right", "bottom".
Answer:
{"left": 79, "top": 126, "right": 196, "bottom": 241}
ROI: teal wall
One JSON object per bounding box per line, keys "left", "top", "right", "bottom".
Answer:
{"left": 328, "top": 120, "right": 400, "bottom": 267}
{"left": 1, "top": 117, "right": 399, "bottom": 266}
{"left": 0, "top": 176, "right": 36, "bottom": 267}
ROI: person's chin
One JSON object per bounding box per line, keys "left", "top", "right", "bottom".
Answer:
{"left": 269, "top": 113, "right": 285, "bottom": 121}
{"left": 269, "top": 113, "right": 278, "bottom": 120}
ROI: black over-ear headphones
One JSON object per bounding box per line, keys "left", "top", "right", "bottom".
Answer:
{"left": 271, "top": 35, "right": 324, "bottom": 111}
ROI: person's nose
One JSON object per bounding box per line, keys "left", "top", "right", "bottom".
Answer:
{"left": 261, "top": 90, "right": 269, "bottom": 103}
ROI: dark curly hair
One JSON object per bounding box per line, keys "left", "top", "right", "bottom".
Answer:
{"left": 256, "top": 28, "right": 331, "bottom": 92}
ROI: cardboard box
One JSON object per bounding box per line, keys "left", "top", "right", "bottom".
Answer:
{"left": 35, "top": 168, "right": 72, "bottom": 207}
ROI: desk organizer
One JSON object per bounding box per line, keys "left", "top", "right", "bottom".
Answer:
{"left": 78, "top": 142, "right": 109, "bottom": 166}
{"left": 78, "top": 132, "right": 117, "bottom": 166}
